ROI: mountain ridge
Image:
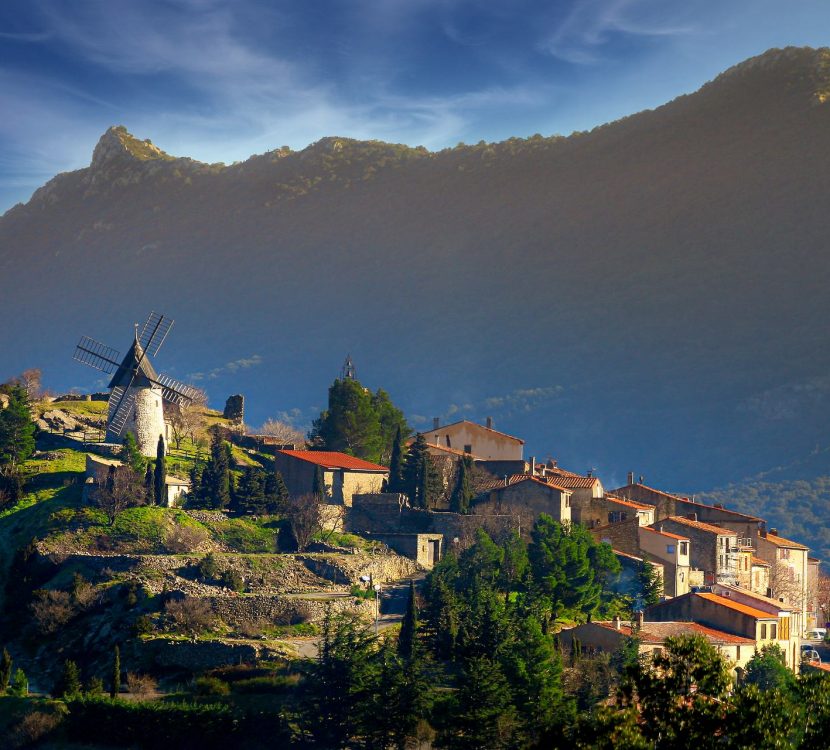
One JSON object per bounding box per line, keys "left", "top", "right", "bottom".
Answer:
{"left": 1, "top": 45, "right": 830, "bottom": 494}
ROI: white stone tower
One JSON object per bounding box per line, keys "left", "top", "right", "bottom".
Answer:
{"left": 105, "top": 333, "right": 167, "bottom": 457}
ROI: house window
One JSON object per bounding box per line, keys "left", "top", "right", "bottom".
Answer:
{"left": 445, "top": 435, "right": 451, "bottom": 448}
{"left": 761, "top": 623, "right": 767, "bottom": 639}
{"left": 679, "top": 571, "right": 685, "bottom": 582}
{"left": 781, "top": 548, "right": 790, "bottom": 560}
{"left": 770, "top": 623, "right": 777, "bottom": 640}
{"left": 463, "top": 444, "right": 472, "bottom": 454}
{"left": 565, "top": 497, "right": 570, "bottom": 508}
{"left": 680, "top": 542, "right": 688, "bottom": 555}
{"left": 667, "top": 544, "right": 675, "bottom": 554}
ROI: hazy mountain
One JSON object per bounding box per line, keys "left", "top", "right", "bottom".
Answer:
{"left": 2, "top": 46, "right": 830, "bottom": 491}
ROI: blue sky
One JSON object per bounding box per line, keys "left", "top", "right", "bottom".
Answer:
{"left": 1, "top": 0, "right": 829, "bottom": 213}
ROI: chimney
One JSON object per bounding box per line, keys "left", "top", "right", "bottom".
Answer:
{"left": 613, "top": 615, "right": 621, "bottom": 631}
{"left": 769, "top": 528, "right": 778, "bottom": 536}
{"left": 636, "top": 611, "right": 644, "bottom": 627}
{"left": 530, "top": 456, "right": 536, "bottom": 475}
{"left": 435, "top": 436, "right": 440, "bottom": 446}
{"left": 587, "top": 469, "right": 593, "bottom": 478}
{"left": 639, "top": 475, "right": 644, "bottom": 484}
{"left": 433, "top": 417, "right": 440, "bottom": 430}
{"left": 627, "top": 471, "right": 634, "bottom": 486}
{"left": 503, "top": 475, "right": 509, "bottom": 487}
{"left": 486, "top": 416, "right": 493, "bottom": 429}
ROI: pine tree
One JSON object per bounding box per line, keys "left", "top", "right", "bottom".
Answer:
{"left": 120, "top": 432, "right": 145, "bottom": 474}
{"left": 9, "top": 668, "right": 27, "bottom": 696}
{"left": 236, "top": 466, "right": 266, "bottom": 514}
{"left": 154, "top": 434, "right": 166, "bottom": 506}
{"left": 199, "top": 427, "right": 230, "bottom": 509}
{"left": 0, "top": 648, "right": 12, "bottom": 694}
{"left": 111, "top": 645, "right": 120, "bottom": 698}
{"left": 55, "top": 659, "right": 82, "bottom": 699}
{"left": 637, "top": 555, "right": 662, "bottom": 608}
{"left": 398, "top": 580, "right": 419, "bottom": 661}
{"left": 387, "top": 426, "right": 404, "bottom": 493}
{"left": 450, "top": 455, "right": 474, "bottom": 514}
{"left": 0, "top": 385, "right": 35, "bottom": 501}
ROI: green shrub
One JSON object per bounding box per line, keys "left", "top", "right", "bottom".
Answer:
{"left": 194, "top": 676, "right": 230, "bottom": 696}
{"left": 231, "top": 674, "right": 299, "bottom": 694}
{"left": 350, "top": 584, "right": 376, "bottom": 600}
{"left": 197, "top": 553, "right": 220, "bottom": 581}
{"left": 220, "top": 569, "right": 245, "bottom": 592}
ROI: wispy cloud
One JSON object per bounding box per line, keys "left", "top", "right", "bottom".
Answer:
{"left": 739, "top": 376, "right": 830, "bottom": 421}
{"left": 436, "top": 385, "right": 564, "bottom": 425}
{"left": 189, "top": 354, "right": 263, "bottom": 381}
{"left": 540, "top": 0, "right": 696, "bottom": 64}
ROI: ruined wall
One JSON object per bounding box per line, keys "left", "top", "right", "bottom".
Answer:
{"left": 591, "top": 517, "right": 641, "bottom": 556}
{"left": 473, "top": 481, "right": 571, "bottom": 524}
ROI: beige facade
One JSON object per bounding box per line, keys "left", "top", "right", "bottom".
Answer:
{"left": 559, "top": 619, "right": 756, "bottom": 677}
{"left": 646, "top": 591, "right": 800, "bottom": 670}
{"left": 638, "top": 526, "right": 691, "bottom": 597}
{"left": 756, "top": 530, "right": 810, "bottom": 635}
{"left": 472, "top": 477, "right": 571, "bottom": 525}
{"left": 420, "top": 419, "right": 524, "bottom": 461}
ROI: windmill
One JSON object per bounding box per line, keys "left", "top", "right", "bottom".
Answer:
{"left": 73, "top": 312, "right": 199, "bottom": 457}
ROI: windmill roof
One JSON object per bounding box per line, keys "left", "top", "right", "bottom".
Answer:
{"left": 107, "top": 336, "right": 158, "bottom": 389}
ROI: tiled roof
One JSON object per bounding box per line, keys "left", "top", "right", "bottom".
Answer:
{"left": 695, "top": 592, "right": 776, "bottom": 619}
{"left": 664, "top": 516, "right": 735, "bottom": 536}
{"left": 609, "top": 483, "right": 683, "bottom": 501}
{"left": 543, "top": 475, "right": 599, "bottom": 489}
{"left": 712, "top": 585, "right": 793, "bottom": 612}
{"left": 750, "top": 556, "right": 771, "bottom": 567}
{"left": 641, "top": 526, "right": 689, "bottom": 542}
{"left": 761, "top": 532, "right": 808, "bottom": 550}
{"left": 594, "top": 620, "right": 753, "bottom": 645}
{"left": 545, "top": 466, "right": 584, "bottom": 478}
{"left": 494, "top": 475, "right": 571, "bottom": 493}
{"left": 607, "top": 495, "right": 652, "bottom": 510}
{"left": 420, "top": 419, "right": 525, "bottom": 444}
{"left": 421, "top": 441, "right": 482, "bottom": 459}
{"left": 277, "top": 450, "right": 388, "bottom": 472}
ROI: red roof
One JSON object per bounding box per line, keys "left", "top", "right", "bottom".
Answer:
{"left": 607, "top": 495, "right": 652, "bottom": 510}
{"left": 696, "top": 592, "right": 775, "bottom": 619}
{"left": 594, "top": 620, "right": 754, "bottom": 645}
{"left": 277, "top": 450, "right": 388, "bottom": 472}
{"left": 543, "top": 475, "right": 599, "bottom": 489}
{"left": 664, "top": 516, "right": 735, "bottom": 536}
{"left": 761, "top": 532, "right": 808, "bottom": 550}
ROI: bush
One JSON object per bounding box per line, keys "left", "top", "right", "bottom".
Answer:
{"left": 194, "top": 676, "right": 230, "bottom": 696}
{"left": 350, "top": 584, "right": 376, "bottom": 601}
{"left": 13, "top": 708, "right": 64, "bottom": 747}
{"left": 220, "top": 569, "right": 245, "bottom": 592}
{"left": 133, "top": 614, "right": 155, "bottom": 636}
{"left": 164, "top": 524, "right": 209, "bottom": 554}
{"left": 165, "top": 597, "right": 215, "bottom": 635}
{"left": 30, "top": 589, "right": 75, "bottom": 634}
{"left": 231, "top": 674, "right": 300, "bottom": 694}
{"left": 197, "top": 553, "right": 220, "bottom": 581}
{"left": 125, "top": 672, "right": 157, "bottom": 698}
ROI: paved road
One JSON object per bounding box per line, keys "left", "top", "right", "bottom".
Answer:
{"left": 283, "top": 574, "right": 426, "bottom": 660}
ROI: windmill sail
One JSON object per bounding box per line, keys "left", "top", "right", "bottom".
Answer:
{"left": 73, "top": 336, "right": 121, "bottom": 374}
{"left": 107, "top": 386, "right": 136, "bottom": 436}
{"left": 153, "top": 373, "right": 199, "bottom": 406}
{"left": 139, "top": 312, "right": 174, "bottom": 357}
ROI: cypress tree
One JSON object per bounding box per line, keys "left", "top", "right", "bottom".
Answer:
{"left": 0, "top": 648, "right": 12, "bottom": 694}
{"left": 0, "top": 385, "right": 35, "bottom": 501}
{"left": 200, "top": 427, "right": 230, "bottom": 509}
{"left": 450, "top": 455, "right": 474, "bottom": 514}
{"left": 402, "top": 434, "right": 440, "bottom": 509}
{"left": 637, "top": 555, "right": 663, "bottom": 608}
{"left": 387, "top": 426, "right": 404, "bottom": 493}
{"left": 111, "top": 645, "right": 120, "bottom": 698}
{"left": 237, "top": 466, "right": 266, "bottom": 514}
{"left": 153, "top": 434, "right": 166, "bottom": 506}
{"left": 56, "top": 659, "right": 81, "bottom": 699}
{"left": 312, "top": 464, "right": 326, "bottom": 501}
{"left": 398, "top": 579, "right": 419, "bottom": 661}
{"left": 143, "top": 463, "right": 153, "bottom": 504}
{"left": 120, "top": 432, "right": 145, "bottom": 474}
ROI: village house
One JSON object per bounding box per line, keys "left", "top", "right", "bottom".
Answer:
{"left": 558, "top": 616, "right": 756, "bottom": 677}
{"left": 274, "top": 450, "right": 388, "bottom": 506}
{"left": 420, "top": 418, "right": 524, "bottom": 463}
{"left": 82, "top": 453, "right": 189, "bottom": 506}
{"left": 755, "top": 528, "right": 810, "bottom": 633}
{"left": 655, "top": 516, "right": 753, "bottom": 588}
{"left": 750, "top": 556, "right": 771, "bottom": 598}
{"left": 646, "top": 590, "right": 800, "bottom": 670}
{"left": 638, "top": 526, "right": 692, "bottom": 597}
{"left": 471, "top": 475, "right": 571, "bottom": 526}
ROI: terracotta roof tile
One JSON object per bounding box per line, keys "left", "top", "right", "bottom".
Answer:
{"left": 594, "top": 620, "right": 754, "bottom": 645}
{"left": 750, "top": 556, "right": 771, "bottom": 567}
{"left": 761, "top": 533, "right": 808, "bottom": 550}
{"left": 664, "top": 516, "right": 736, "bottom": 536}
{"left": 607, "top": 495, "right": 652, "bottom": 510}
{"left": 543, "top": 475, "right": 599, "bottom": 489}
{"left": 640, "top": 526, "right": 690, "bottom": 542}
{"left": 695, "top": 592, "right": 776, "bottom": 619}
{"left": 277, "top": 450, "right": 388, "bottom": 472}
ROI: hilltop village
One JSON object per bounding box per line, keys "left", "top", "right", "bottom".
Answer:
{"left": 0, "top": 355, "right": 829, "bottom": 747}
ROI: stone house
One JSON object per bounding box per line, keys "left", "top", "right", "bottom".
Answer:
{"left": 574, "top": 493, "right": 654, "bottom": 529}
{"left": 638, "top": 526, "right": 691, "bottom": 597}
{"left": 274, "top": 450, "right": 388, "bottom": 506}
{"left": 750, "top": 557, "right": 771, "bottom": 598}
{"left": 755, "top": 529, "right": 810, "bottom": 635}
{"left": 538, "top": 473, "right": 603, "bottom": 520}
{"left": 808, "top": 557, "right": 823, "bottom": 630}
{"left": 471, "top": 476, "right": 571, "bottom": 527}
{"left": 656, "top": 516, "right": 752, "bottom": 587}
{"left": 420, "top": 418, "right": 524, "bottom": 462}
{"left": 83, "top": 453, "right": 189, "bottom": 505}
{"left": 591, "top": 516, "right": 642, "bottom": 557}
{"left": 646, "top": 591, "right": 799, "bottom": 670}
{"left": 558, "top": 617, "right": 756, "bottom": 676}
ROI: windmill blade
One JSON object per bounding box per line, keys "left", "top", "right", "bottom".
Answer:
{"left": 139, "top": 312, "right": 174, "bottom": 357}
{"left": 153, "top": 373, "right": 199, "bottom": 406}
{"left": 73, "top": 337, "right": 121, "bottom": 373}
{"left": 107, "top": 385, "right": 137, "bottom": 437}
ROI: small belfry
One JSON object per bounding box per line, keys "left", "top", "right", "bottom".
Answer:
{"left": 341, "top": 354, "right": 356, "bottom": 381}
{"left": 73, "top": 312, "right": 199, "bottom": 457}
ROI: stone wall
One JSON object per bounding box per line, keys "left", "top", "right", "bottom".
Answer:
{"left": 137, "top": 637, "right": 290, "bottom": 672}
{"left": 207, "top": 591, "right": 369, "bottom": 628}
{"left": 591, "top": 517, "right": 641, "bottom": 556}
